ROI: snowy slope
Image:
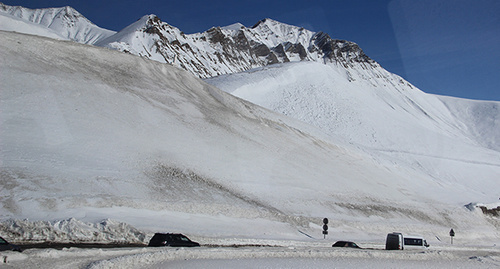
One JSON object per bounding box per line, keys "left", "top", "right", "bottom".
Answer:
{"left": 206, "top": 61, "right": 500, "bottom": 205}
{"left": 438, "top": 95, "right": 500, "bottom": 152}
{"left": 0, "top": 11, "right": 67, "bottom": 40}
{"left": 0, "top": 3, "right": 115, "bottom": 44}
{"left": 1, "top": 31, "right": 498, "bottom": 244}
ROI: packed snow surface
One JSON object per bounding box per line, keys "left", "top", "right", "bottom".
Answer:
{"left": 2, "top": 243, "right": 500, "bottom": 268}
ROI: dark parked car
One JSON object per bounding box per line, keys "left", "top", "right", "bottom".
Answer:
{"left": 148, "top": 233, "right": 200, "bottom": 247}
{"left": 332, "top": 241, "right": 361, "bottom": 248}
{"left": 0, "top": 236, "right": 22, "bottom": 252}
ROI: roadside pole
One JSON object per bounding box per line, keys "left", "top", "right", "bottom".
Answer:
{"left": 322, "top": 218, "right": 328, "bottom": 239}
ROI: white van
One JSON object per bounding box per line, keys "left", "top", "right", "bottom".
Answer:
{"left": 385, "top": 233, "right": 429, "bottom": 250}
{"left": 403, "top": 235, "right": 429, "bottom": 249}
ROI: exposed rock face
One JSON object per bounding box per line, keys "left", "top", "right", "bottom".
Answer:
{"left": 312, "top": 31, "right": 375, "bottom": 68}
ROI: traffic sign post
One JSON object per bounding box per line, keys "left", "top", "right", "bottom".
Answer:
{"left": 449, "top": 229, "right": 455, "bottom": 244}
{"left": 322, "top": 218, "right": 329, "bottom": 239}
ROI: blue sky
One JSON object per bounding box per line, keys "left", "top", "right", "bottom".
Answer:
{"left": 3, "top": 0, "right": 499, "bottom": 101}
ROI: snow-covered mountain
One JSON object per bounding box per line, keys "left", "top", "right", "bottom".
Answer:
{"left": 0, "top": 3, "right": 115, "bottom": 44}
{"left": 1, "top": 30, "right": 499, "bottom": 244}
{"left": 1, "top": 4, "right": 499, "bottom": 246}
{"left": 94, "top": 15, "right": 376, "bottom": 78}
{"left": 0, "top": 4, "right": 424, "bottom": 89}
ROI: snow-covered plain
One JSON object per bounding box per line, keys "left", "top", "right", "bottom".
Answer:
{"left": 1, "top": 18, "right": 499, "bottom": 269}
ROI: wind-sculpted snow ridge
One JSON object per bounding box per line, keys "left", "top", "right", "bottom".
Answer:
{"left": 0, "top": 3, "right": 115, "bottom": 44}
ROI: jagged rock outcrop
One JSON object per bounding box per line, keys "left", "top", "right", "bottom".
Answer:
{"left": 312, "top": 31, "right": 375, "bottom": 68}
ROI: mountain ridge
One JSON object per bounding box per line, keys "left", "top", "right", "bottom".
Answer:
{"left": 0, "top": 4, "right": 376, "bottom": 79}
{"left": 96, "top": 14, "right": 378, "bottom": 78}
{"left": 0, "top": 2, "right": 115, "bottom": 44}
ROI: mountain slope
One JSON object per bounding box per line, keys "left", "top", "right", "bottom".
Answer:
{"left": 206, "top": 61, "right": 500, "bottom": 204}
{"left": 0, "top": 3, "right": 115, "bottom": 44}
{"left": 438, "top": 96, "right": 500, "bottom": 152}
{"left": 2, "top": 31, "right": 497, "bottom": 241}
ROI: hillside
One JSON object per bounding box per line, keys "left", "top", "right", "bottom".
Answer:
{"left": 206, "top": 61, "right": 500, "bottom": 206}
{"left": 1, "top": 31, "right": 498, "bottom": 244}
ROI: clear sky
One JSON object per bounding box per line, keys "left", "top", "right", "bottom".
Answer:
{"left": 3, "top": 0, "right": 499, "bottom": 101}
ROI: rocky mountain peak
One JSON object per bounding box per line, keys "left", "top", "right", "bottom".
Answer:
{"left": 140, "top": 14, "right": 182, "bottom": 38}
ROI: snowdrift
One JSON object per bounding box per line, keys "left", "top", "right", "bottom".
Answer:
{"left": 0, "top": 218, "right": 146, "bottom": 244}
{"left": 0, "top": 31, "right": 498, "bottom": 244}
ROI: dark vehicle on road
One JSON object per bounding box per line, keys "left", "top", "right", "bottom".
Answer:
{"left": 148, "top": 233, "right": 200, "bottom": 247}
{"left": 0, "top": 236, "right": 22, "bottom": 252}
{"left": 386, "top": 232, "right": 404, "bottom": 250}
{"left": 332, "top": 241, "right": 361, "bottom": 248}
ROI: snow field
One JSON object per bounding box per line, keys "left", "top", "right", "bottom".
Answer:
{"left": 206, "top": 60, "right": 500, "bottom": 204}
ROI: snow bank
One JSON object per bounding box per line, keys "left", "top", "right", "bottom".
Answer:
{"left": 0, "top": 218, "right": 146, "bottom": 244}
